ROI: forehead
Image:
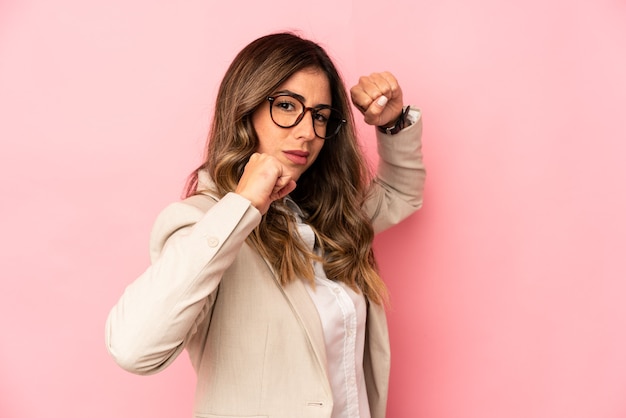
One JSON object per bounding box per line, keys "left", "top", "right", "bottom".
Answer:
{"left": 276, "top": 68, "right": 332, "bottom": 105}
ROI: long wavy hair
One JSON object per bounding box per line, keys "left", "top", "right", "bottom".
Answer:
{"left": 185, "top": 32, "right": 387, "bottom": 305}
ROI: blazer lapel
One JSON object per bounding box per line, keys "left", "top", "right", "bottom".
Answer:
{"left": 363, "top": 300, "right": 391, "bottom": 418}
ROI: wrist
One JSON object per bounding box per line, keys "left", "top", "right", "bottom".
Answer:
{"left": 377, "top": 106, "right": 411, "bottom": 135}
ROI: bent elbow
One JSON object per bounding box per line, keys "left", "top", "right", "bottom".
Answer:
{"left": 104, "top": 316, "right": 176, "bottom": 375}
{"left": 105, "top": 343, "right": 154, "bottom": 375}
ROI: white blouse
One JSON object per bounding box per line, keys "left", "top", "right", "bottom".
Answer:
{"left": 291, "top": 203, "right": 371, "bottom": 418}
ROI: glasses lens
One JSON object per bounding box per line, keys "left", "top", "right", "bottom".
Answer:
{"left": 313, "top": 108, "right": 344, "bottom": 139}
{"left": 269, "top": 96, "right": 304, "bottom": 128}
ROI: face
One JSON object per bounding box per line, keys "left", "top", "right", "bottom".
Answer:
{"left": 252, "top": 68, "right": 332, "bottom": 182}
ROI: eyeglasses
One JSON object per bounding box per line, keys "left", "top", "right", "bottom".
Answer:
{"left": 266, "top": 93, "right": 346, "bottom": 140}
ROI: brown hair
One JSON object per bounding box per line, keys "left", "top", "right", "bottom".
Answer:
{"left": 186, "top": 32, "right": 387, "bottom": 305}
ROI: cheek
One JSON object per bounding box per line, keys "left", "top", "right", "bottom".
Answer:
{"left": 255, "top": 128, "right": 282, "bottom": 154}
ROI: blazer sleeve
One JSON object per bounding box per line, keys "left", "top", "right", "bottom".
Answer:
{"left": 364, "top": 107, "right": 426, "bottom": 234}
{"left": 105, "top": 192, "right": 261, "bottom": 375}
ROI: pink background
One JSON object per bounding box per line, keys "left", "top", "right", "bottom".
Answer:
{"left": 2, "top": 0, "right": 626, "bottom": 417}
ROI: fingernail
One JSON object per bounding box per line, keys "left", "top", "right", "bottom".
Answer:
{"left": 376, "top": 95, "right": 388, "bottom": 107}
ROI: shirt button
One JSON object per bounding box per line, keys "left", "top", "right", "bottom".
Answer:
{"left": 206, "top": 236, "right": 219, "bottom": 247}
{"left": 333, "top": 287, "right": 341, "bottom": 294}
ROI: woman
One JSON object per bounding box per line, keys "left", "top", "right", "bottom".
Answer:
{"left": 106, "top": 32, "right": 425, "bottom": 418}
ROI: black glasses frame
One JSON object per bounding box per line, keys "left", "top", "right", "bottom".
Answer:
{"left": 266, "top": 94, "right": 346, "bottom": 140}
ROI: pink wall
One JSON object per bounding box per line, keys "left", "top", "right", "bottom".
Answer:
{"left": 1, "top": 0, "right": 625, "bottom": 417}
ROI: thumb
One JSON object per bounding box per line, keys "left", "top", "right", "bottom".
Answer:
{"left": 374, "top": 95, "right": 389, "bottom": 109}
{"left": 364, "top": 95, "right": 389, "bottom": 125}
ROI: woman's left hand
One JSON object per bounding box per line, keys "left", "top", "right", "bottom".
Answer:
{"left": 350, "top": 71, "right": 404, "bottom": 127}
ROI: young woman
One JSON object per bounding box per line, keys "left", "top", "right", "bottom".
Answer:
{"left": 106, "top": 32, "right": 425, "bottom": 418}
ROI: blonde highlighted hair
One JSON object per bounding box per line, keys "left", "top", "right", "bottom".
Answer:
{"left": 186, "top": 32, "right": 387, "bottom": 305}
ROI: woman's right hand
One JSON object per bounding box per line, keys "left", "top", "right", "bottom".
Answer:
{"left": 235, "top": 153, "right": 296, "bottom": 214}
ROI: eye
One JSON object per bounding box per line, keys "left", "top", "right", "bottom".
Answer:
{"left": 273, "top": 98, "right": 299, "bottom": 113}
{"left": 313, "top": 108, "right": 331, "bottom": 125}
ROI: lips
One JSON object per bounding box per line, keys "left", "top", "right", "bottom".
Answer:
{"left": 283, "top": 150, "right": 310, "bottom": 165}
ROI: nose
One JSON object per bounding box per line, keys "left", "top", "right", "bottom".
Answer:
{"left": 293, "top": 108, "right": 316, "bottom": 140}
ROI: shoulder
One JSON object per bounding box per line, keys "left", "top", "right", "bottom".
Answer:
{"left": 148, "top": 193, "right": 219, "bottom": 261}
{"left": 153, "top": 194, "right": 219, "bottom": 235}
{"left": 147, "top": 192, "right": 260, "bottom": 262}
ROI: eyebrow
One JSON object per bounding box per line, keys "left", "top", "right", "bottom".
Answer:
{"left": 273, "top": 90, "right": 331, "bottom": 108}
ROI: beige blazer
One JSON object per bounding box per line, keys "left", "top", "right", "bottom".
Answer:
{"left": 105, "top": 113, "right": 425, "bottom": 418}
